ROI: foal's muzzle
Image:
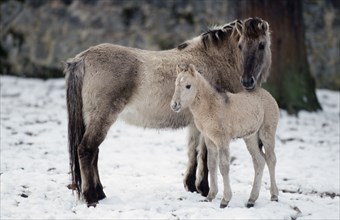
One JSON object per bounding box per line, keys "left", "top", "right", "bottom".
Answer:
{"left": 241, "top": 76, "right": 256, "bottom": 90}
{"left": 171, "top": 101, "right": 181, "bottom": 112}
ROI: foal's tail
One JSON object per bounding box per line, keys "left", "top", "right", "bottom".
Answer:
{"left": 64, "top": 55, "right": 86, "bottom": 198}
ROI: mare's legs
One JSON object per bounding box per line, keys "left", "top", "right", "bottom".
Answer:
{"left": 196, "top": 140, "right": 209, "bottom": 196}
{"left": 78, "top": 114, "right": 117, "bottom": 206}
{"left": 195, "top": 135, "right": 209, "bottom": 196}
{"left": 183, "top": 124, "right": 199, "bottom": 193}
{"left": 244, "top": 135, "right": 266, "bottom": 208}
{"left": 260, "top": 133, "right": 279, "bottom": 201}
{"left": 205, "top": 137, "right": 219, "bottom": 202}
{"left": 184, "top": 124, "right": 209, "bottom": 196}
{"left": 218, "top": 141, "right": 232, "bottom": 208}
{"left": 93, "top": 149, "right": 106, "bottom": 200}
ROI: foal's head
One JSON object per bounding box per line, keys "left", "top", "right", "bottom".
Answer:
{"left": 238, "top": 17, "right": 271, "bottom": 90}
{"left": 171, "top": 64, "right": 199, "bottom": 113}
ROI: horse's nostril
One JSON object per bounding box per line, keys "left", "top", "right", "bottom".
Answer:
{"left": 250, "top": 76, "right": 255, "bottom": 86}
{"left": 171, "top": 101, "right": 181, "bottom": 112}
{"left": 241, "top": 76, "right": 256, "bottom": 89}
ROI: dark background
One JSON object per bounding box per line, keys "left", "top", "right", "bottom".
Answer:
{"left": 1, "top": 0, "right": 339, "bottom": 112}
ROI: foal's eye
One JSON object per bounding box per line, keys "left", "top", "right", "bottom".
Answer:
{"left": 258, "top": 42, "right": 265, "bottom": 50}
{"left": 238, "top": 44, "right": 242, "bottom": 50}
{"left": 186, "top": 85, "right": 191, "bottom": 89}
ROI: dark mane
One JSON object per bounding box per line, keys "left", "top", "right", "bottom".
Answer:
{"left": 214, "top": 85, "right": 229, "bottom": 103}
{"left": 201, "top": 20, "right": 241, "bottom": 50}
{"left": 202, "top": 29, "right": 229, "bottom": 49}
{"left": 176, "top": 20, "right": 242, "bottom": 51}
{"left": 177, "top": 42, "right": 189, "bottom": 50}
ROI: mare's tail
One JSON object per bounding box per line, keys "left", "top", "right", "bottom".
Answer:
{"left": 64, "top": 56, "right": 86, "bottom": 198}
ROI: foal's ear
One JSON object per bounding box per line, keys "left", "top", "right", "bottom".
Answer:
{"left": 176, "top": 65, "right": 181, "bottom": 74}
{"left": 188, "top": 64, "right": 197, "bottom": 76}
{"left": 176, "top": 64, "right": 187, "bottom": 74}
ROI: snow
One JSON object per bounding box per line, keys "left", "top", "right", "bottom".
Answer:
{"left": 1, "top": 76, "right": 339, "bottom": 219}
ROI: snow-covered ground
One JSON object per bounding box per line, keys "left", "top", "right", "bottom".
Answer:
{"left": 1, "top": 76, "right": 339, "bottom": 219}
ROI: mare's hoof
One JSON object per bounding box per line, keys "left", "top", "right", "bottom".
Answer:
{"left": 220, "top": 200, "right": 229, "bottom": 208}
{"left": 271, "top": 195, "right": 279, "bottom": 202}
{"left": 96, "top": 184, "right": 106, "bottom": 201}
{"left": 184, "top": 175, "right": 198, "bottom": 193}
{"left": 84, "top": 189, "right": 99, "bottom": 207}
{"left": 246, "top": 202, "right": 255, "bottom": 208}
{"left": 97, "top": 190, "right": 106, "bottom": 201}
{"left": 197, "top": 179, "right": 210, "bottom": 197}
{"left": 87, "top": 202, "right": 98, "bottom": 208}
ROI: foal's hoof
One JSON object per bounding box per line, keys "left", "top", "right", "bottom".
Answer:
{"left": 271, "top": 195, "right": 279, "bottom": 202}
{"left": 246, "top": 200, "right": 255, "bottom": 208}
{"left": 206, "top": 196, "right": 215, "bottom": 202}
{"left": 220, "top": 199, "right": 229, "bottom": 208}
{"left": 246, "top": 203, "right": 254, "bottom": 208}
{"left": 246, "top": 198, "right": 255, "bottom": 208}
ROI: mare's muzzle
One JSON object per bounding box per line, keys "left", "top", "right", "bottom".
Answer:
{"left": 241, "top": 75, "right": 256, "bottom": 90}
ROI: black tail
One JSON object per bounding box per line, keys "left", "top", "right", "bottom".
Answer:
{"left": 65, "top": 57, "right": 85, "bottom": 198}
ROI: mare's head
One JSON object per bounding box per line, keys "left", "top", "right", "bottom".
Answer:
{"left": 171, "top": 64, "right": 199, "bottom": 113}
{"left": 238, "top": 17, "right": 271, "bottom": 90}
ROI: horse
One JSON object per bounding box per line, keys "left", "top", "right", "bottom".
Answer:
{"left": 64, "top": 17, "right": 272, "bottom": 206}
{"left": 171, "top": 64, "right": 279, "bottom": 208}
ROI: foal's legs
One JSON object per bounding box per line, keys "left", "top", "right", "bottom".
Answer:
{"left": 218, "top": 140, "right": 232, "bottom": 208}
{"left": 244, "top": 135, "right": 266, "bottom": 208}
{"left": 205, "top": 137, "right": 219, "bottom": 202}
{"left": 260, "top": 133, "right": 279, "bottom": 202}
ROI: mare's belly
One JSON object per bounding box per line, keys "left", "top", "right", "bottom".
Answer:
{"left": 119, "top": 97, "right": 192, "bottom": 129}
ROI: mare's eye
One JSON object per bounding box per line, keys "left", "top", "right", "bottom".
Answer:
{"left": 186, "top": 85, "right": 191, "bottom": 89}
{"left": 238, "top": 44, "right": 242, "bottom": 50}
{"left": 259, "top": 42, "right": 265, "bottom": 50}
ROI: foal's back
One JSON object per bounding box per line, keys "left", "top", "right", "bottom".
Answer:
{"left": 219, "top": 88, "right": 279, "bottom": 139}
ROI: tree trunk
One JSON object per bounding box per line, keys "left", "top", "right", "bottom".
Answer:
{"left": 235, "top": 0, "right": 321, "bottom": 114}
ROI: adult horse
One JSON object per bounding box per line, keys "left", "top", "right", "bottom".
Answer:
{"left": 65, "top": 17, "right": 271, "bottom": 206}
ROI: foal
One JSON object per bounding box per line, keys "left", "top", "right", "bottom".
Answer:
{"left": 171, "top": 64, "right": 279, "bottom": 208}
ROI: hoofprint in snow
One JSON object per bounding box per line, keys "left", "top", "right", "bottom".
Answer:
{"left": 0, "top": 76, "right": 339, "bottom": 219}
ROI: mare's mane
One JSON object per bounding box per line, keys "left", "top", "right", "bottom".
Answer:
{"left": 177, "top": 20, "right": 242, "bottom": 51}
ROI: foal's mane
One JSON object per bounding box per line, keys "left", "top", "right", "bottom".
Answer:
{"left": 177, "top": 20, "right": 242, "bottom": 50}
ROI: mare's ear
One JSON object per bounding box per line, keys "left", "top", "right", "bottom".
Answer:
{"left": 258, "top": 20, "right": 269, "bottom": 33}
{"left": 188, "top": 64, "right": 197, "bottom": 77}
